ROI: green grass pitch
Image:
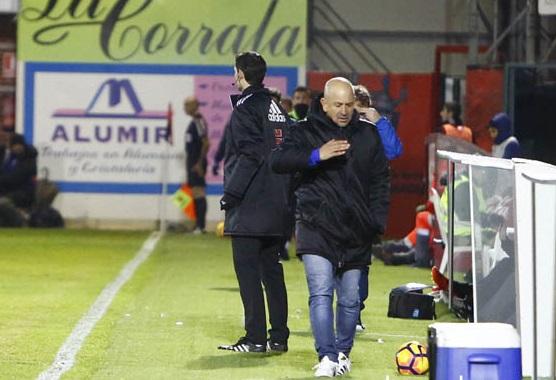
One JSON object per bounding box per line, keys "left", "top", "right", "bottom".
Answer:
{"left": 0, "top": 229, "right": 458, "bottom": 379}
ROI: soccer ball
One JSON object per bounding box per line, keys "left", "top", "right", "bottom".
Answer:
{"left": 215, "top": 221, "right": 225, "bottom": 238}
{"left": 395, "top": 341, "right": 429, "bottom": 375}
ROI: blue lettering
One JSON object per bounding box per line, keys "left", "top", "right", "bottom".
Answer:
{"left": 143, "top": 126, "right": 149, "bottom": 143}
{"left": 52, "top": 124, "right": 69, "bottom": 142}
{"left": 155, "top": 126, "right": 167, "bottom": 143}
{"left": 75, "top": 126, "right": 91, "bottom": 142}
{"left": 118, "top": 126, "right": 137, "bottom": 143}
{"left": 50, "top": 124, "right": 168, "bottom": 143}
{"left": 95, "top": 125, "right": 112, "bottom": 142}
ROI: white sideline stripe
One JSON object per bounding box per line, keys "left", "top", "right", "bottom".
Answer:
{"left": 364, "top": 332, "right": 423, "bottom": 339}
{"left": 37, "top": 231, "right": 162, "bottom": 380}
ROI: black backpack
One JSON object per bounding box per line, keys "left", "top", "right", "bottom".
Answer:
{"left": 388, "top": 283, "right": 436, "bottom": 320}
{"left": 29, "top": 207, "right": 64, "bottom": 228}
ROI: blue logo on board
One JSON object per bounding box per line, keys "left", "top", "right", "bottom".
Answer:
{"left": 51, "top": 79, "right": 169, "bottom": 144}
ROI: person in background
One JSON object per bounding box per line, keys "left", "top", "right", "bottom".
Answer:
{"left": 0, "top": 128, "right": 10, "bottom": 167}
{"left": 218, "top": 51, "right": 290, "bottom": 354}
{"left": 271, "top": 77, "right": 390, "bottom": 377}
{"left": 268, "top": 87, "right": 293, "bottom": 261}
{"left": 280, "top": 97, "right": 293, "bottom": 114}
{"left": 439, "top": 102, "right": 473, "bottom": 143}
{"left": 212, "top": 119, "right": 229, "bottom": 177}
{"left": 184, "top": 96, "right": 209, "bottom": 234}
{"left": 353, "top": 84, "right": 402, "bottom": 331}
{"left": 0, "top": 133, "right": 37, "bottom": 209}
{"left": 289, "top": 86, "right": 312, "bottom": 121}
{"left": 488, "top": 112, "right": 520, "bottom": 159}
{"left": 354, "top": 85, "right": 402, "bottom": 160}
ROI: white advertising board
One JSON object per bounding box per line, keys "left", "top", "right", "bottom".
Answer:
{"left": 22, "top": 62, "right": 295, "bottom": 225}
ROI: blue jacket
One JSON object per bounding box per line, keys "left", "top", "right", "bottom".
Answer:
{"left": 374, "top": 116, "right": 403, "bottom": 160}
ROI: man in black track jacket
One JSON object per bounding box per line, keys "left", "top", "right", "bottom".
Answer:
{"left": 271, "top": 78, "right": 390, "bottom": 376}
{"left": 217, "top": 52, "right": 290, "bottom": 354}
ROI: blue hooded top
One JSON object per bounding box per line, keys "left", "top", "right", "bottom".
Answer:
{"left": 490, "top": 113, "right": 512, "bottom": 144}
{"left": 490, "top": 112, "right": 520, "bottom": 159}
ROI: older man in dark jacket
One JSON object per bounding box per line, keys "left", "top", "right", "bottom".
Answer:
{"left": 217, "top": 52, "right": 291, "bottom": 354}
{"left": 271, "top": 77, "right": 390, "bottom": 377}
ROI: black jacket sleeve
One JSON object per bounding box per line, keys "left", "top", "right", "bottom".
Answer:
{"left": 270, "top": 124, "right": 314, "bottom": 174}
{"left": 0, "top": 148, "right": 38, "bottom": 191}
{"left": 367, "top": 132, "right": 391, "bottom": 233}
{"left": 225, "top": 103, "right": 265, "bottom": 198}
{"left": 213, "top": 120, "right": 229, "bottom": 165}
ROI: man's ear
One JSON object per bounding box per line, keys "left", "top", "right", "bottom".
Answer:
{"left": 320, "top": 97, "right": 327, "bottom": 112}
{"left": 236, "top": 68, "right": 245, "bottom": 81}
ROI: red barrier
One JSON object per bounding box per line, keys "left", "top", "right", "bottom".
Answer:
{"left": 359, "top": 74, "right": 435, "bottom": 237}
{"left": 307, "top": 71, "right": 335, "bottom": 93}
{"left": 465, "top": 68, "right": 504, "bottom": 153}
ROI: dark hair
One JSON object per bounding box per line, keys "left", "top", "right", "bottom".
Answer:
{"left": 235, "top": 51, "right": 266, "bottom": 86}
{"left": 443, "top": 102, "right": 462, "bottom": 125}
{"left": 353, "top": 85, "right": 371, "bottom": 107}
{"left": 267, "top": 87, "right": 282, "bottom": 102}
{"left": 10, "top": 133, "right": 25, "bottom": 147}
{"left": 293, "top": 86, "right": 311, "bottom": 96}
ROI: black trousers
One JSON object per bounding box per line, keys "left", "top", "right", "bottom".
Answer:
{"left": 231, "top": 236, "right": 289, "bottom": 345}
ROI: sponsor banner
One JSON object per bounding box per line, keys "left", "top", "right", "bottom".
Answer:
{"left": 18, "top": 0, "right": 307, "bottom": 66}
{"left": 25, "top": 62, "right": 296, "bottom": 194}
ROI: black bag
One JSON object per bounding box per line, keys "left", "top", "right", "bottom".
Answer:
{"left": 29, "top": 207, "right": 64, "bottom": 228}
{"left": 387, "top": 283, "right": 436, "bottom": 320}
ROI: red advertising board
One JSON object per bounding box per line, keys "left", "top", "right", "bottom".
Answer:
{"left": 465, "top": 68, "right": 504, "bottom": 153}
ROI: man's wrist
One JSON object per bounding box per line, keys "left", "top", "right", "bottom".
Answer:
{"left": 308, "top": 148, "right": 321, "bottom": 167}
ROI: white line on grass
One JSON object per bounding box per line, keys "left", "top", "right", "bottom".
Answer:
{"left": 363, "top": 332, "right": 424, "bottom": 339}
{"left": 37, "top": 231, "right": 162, "bottom": 380}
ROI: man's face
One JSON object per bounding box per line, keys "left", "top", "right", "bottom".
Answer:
{"left": 234, "top": 67, "right": 245, "bottom": 91}
{"left": 440, "top": 106, "right": 451, "bottom": 123}
{"left": 292, "top": 90, "right": 310, "bottom": 106}
{"left": 488, "top": 126, "right": 498, "bottom": 140}
{"left": 321, "top": 87, "right": 355, "bottom": 127}
{"left": 184, "top": 97, "right": 198, "bottom": 116}
{"left": 354, "top": 100, "right": 366, "bottom": 114}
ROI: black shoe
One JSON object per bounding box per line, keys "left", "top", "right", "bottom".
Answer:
{"left": 267, "top": 340, "right": 288, "bottom": 353}
{"left": 278, "top": 248, "right": 290, "bottom": 261}
{"left": 382, "top": 250, "right": 394, "bottom": 265}
{"left": 371, "top": 244, "right": 384, "bottom": 261}
{"left": 218, "top": 337, "right": 266, "bottom": 353}
{"left": 383, "top": 239, "right": 411, "bottom": 254}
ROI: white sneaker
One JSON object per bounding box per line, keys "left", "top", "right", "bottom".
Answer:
{"left": 312, "top": 356, "right": 338, "bottom": 377}
{"left": 337, "top": 352, "right": 352, "bottom": 376}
